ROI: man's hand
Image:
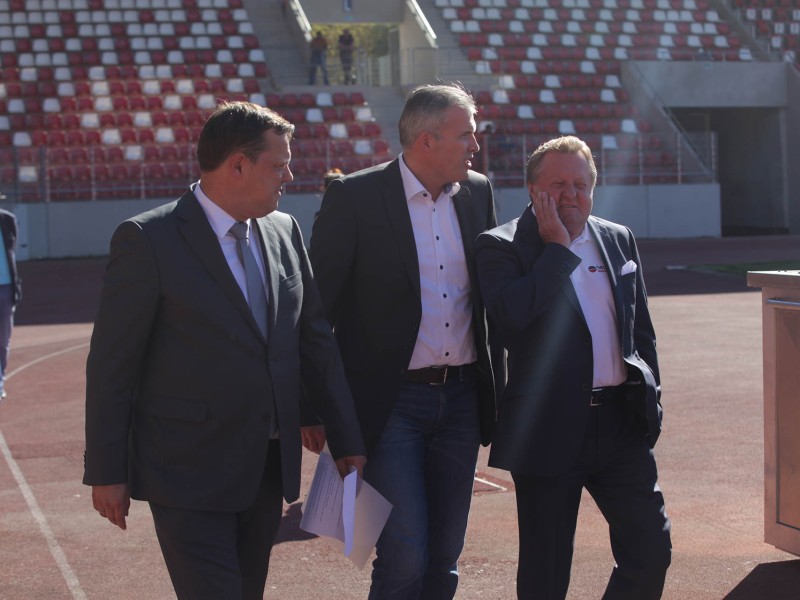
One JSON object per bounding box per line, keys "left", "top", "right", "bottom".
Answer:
{"left": 532, "top": 189, "right": 570, "bottom": 247}
{"left": 301, "top": 425, "right": 326, "bottom": 454}
{"left": 335, "top": 455, "right": 366, "bottom": 479}
{"left": 92, "top": 483, "right": 131, "bottom": 530}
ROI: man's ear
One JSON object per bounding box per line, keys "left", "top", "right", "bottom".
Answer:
{"left": 416, "top": 131, "right": 433, "bottom": 152}
{"left": 229, "top": 153, "right": 246, "bottom": 176}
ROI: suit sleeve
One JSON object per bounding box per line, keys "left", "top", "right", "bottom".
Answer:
{"left": 309, "top": 178, "right": 357, "bottom": 327}
{"left": 293, "top": 217, "right": 365, "bottom": 459}
{"left": 475, "top": 232, "right": 581, "bottom": 339}
{"left": 84, "top": 221, "right": 160, "bottom": 485}
{"left": 479, "top": 179, "right": 507, "bottom": 399}
{"left": 628, "top": 230, "right": 660, "bottom": 393}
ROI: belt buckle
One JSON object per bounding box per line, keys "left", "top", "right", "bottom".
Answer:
{"left": 431, "top": 366, "right": 448, "bottom": 386}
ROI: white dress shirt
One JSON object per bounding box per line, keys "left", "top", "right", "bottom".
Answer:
{"left": 399, "top": 156, "right": 477, "bottom": 369}
{"left": 194, "top": 183, "right": 269, "bottom": 306}
{"left": 567, "top": 224, "right": 627, "bottom": 388}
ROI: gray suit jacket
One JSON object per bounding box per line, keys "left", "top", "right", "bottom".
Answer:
{"left": 84, "top": 189, "right": 364, "bottom": 510}
{"left": 310, "top": 158, "right": 500, "bottom": 453}
{"left": 475, "top": 206, "right": 661, "bottom": 477}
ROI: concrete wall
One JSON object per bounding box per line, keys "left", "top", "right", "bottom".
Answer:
{"left": 632, "top": 60, "right": 798, "bottom": 234}
{"left": 6, "top": 183, "right": 721, "bottom": 260}
{"left": 785, "top": 66, "right": 800, "bottom": 234}
{"left": 399, "top": 1, "right": 437, "bottom": 84}
{"left": 632, "top": 61, "right": 788, "bottom": 108}
{"left": 300, "top": 0, "right": 402, "bottom": 23}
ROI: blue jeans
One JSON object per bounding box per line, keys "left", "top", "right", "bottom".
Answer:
{"left": 308, "top": 55, "right": 329, "bottom": 85}
{"left": 364, "top": 368, "right": 481, "bottom": 600}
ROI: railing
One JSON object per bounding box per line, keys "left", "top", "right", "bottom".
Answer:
{"left": 0, "top": 131, "right": 718, "bottom": 203}
{"left": 476, "top": 131, "right": 718, "bottom": 188}
{"left": 0, "top": 139, "right": 393, "bottom": 202}
{"left": 406, "top": 0, "right": 438, "bottom": 49}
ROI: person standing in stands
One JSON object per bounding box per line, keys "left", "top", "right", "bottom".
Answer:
{"left": 307, "top": 83, "right": 501, "bottom": 599}
{"left": 0, "top": 206, "right": 21, "bottom": 402}
{"left": 84, "top": 101, "right": 365, "bottom": 599}
{"left": 475, "top": 135, "right": 671, "bottom": 599}
{"left": 338, "top": 28, "right": 355, "bottom": 85}
{"left": 308, "top": 31, "right": 329, "bottom": 85}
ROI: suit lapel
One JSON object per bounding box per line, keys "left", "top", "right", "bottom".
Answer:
{"left": 588, "top": 218, "right": 626, "bottom": 334}
{"left": 175, "top": 191, "right": 265, "bottom": 341}
{"left": 520, "top": 206, "right": 585, "bottom": 321}
{"left": 256, "top": 216, "right": 279, "bottom": 340}
{"left": 381, "top": 159, "right": 421, "bottom": 298}
{"left": 453, "top": 185, "right": 478, "bottom": 292}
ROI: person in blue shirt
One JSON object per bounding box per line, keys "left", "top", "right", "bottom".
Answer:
{"left": 0, "top": 207, "right": 21, "bottom": 401}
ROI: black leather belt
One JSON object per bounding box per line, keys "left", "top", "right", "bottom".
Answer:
{"left": 404, "top": 364, "right": 473, "bottom": 385}
{"left": 590, "top": 385, "right": 624, "bottom": 407}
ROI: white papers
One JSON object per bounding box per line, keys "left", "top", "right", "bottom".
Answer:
{"left": 300, "top": 448, "right": 392, "bottom": 569}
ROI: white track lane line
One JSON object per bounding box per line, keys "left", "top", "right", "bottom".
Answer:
{"left": 0, "top": 341, "right": 90, "bottom": 600}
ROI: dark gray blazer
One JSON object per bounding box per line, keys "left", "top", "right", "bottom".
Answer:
{"left": 84, "top": 189, "right": 364, "bottom": 510}
{"left": 475, "top": 206, "right": 661, "bottom": 477}
{"left": 309, "top": 158, "right": 500, "bottom": 453}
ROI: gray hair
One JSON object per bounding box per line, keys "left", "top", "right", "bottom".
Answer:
{"left": 398, "top": 83, "right": 477, "bottom": 149}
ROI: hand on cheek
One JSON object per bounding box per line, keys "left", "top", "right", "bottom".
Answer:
{"left": 532, "top": 190, "right": 570, "bottom": 247}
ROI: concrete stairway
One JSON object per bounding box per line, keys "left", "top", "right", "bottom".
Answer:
{"left": 240, "top": 0, "right": 308, "bottom": 88}
{"left": 418, "top": 0, "right": 498, "bottom": 93}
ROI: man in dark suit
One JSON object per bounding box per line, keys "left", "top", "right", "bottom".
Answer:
{"left": 0, "top": 206, "right": 21, "bottom": 401}
{"left": 475, "top": 136, "right": 671, "bottom": 599}
{"left": 308, "top": 83, "right": 499, "bottom": 599}
{"left": 84, "top": 101, "right": 366, "bottom": 600}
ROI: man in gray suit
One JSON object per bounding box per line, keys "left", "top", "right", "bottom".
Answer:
{"left": 475, "top": 136, "right": 671, "bottom": 599}
{"left": 84, "top": 101, "right": 366, "bottom": 600}
{"left": 308, "top": 83, "right": 500, "bottom": 599}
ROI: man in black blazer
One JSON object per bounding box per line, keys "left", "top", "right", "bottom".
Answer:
{"left": 475, "top": 136, "right": 671, "bottom": 599}
{"left": 0, "top": 207, "right": 21, "bottom": 401}
{"left": 84, "top": 102, "right": 366, "bottom": 599}
{"left": 308, "top": 83, "right": 499, "bottom": 599}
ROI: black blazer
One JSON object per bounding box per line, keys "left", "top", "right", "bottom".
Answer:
{"left": 475, "top": 206, "right": 662, "bottom": 477}
{"left": 84, "top": 190, "right": 364, "bottom": 510}
{"left": 0, "top": 209, "right": 21, "bottom": 304}
{"left": 310, "top": 159, "right": 499, "bottom": 452}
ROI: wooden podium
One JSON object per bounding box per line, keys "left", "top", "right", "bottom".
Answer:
{"left": 748, "top": 270, "right": 800, "bottom": 557}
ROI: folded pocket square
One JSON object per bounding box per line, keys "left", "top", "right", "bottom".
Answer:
{"left": 621, "top": 260, "right": 637, "bottom": 276}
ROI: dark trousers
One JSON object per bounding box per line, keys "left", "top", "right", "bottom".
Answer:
{"left": 512, "top": 394, "right": 671, "bottom": 600}
{"left": 149, "top": 440, "right": 284, "bottom": 600}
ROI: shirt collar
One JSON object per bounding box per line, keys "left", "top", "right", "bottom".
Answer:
{"left": 569, "top": 222, "right": 591, "bottom": 248}
{"left": 194, "top": 181, "right": 249, "bottom": 239}
{"left": 398, "top": 154, "right": 461, "bottom": 202}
